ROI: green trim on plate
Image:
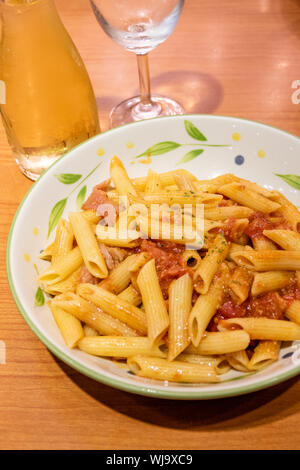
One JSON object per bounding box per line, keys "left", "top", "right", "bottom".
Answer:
{"left": 6, "top": 114, "right": 300, "bottom": 399}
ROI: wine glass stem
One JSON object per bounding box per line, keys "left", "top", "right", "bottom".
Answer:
{"left": 136, "top": 53, "right": 152, "bottom": 105}
{"left": 131, "top": 53, "right": 162, "bottom": 120}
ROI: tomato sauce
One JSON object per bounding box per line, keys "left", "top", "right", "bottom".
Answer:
{"left": 216, "top": 300, "right": 245, "bottom": 319}
{"left": 222, "top": 217, "right": 238, "bottom": 241}
{"left": 245, "top": 291, "right": 286, "bottom": 320}
{"left": 245, "top": 211, "right": 291, "bottom": 240}
{"left": 279, "top": 281, "right": 300, "bottom": 306}
{"left": 209, "top": 289, "right": 291, "bottom": 332}
{"left": 82, "top": 185, "right": 119, "bottom": 215}
{"left": 79, "top": 266, "right": 98, "bottom": 285}
{"left": 210, "top": 217, "right": 238, "bottom": 242}
{"left": 138, "top": 240, "right": 193, "bottom": 298}
{"left": 208, "top": 300, "right": 245, "bottom": 331}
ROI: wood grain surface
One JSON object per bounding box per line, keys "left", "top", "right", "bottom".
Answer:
{"left": 1, "top": 0, "right": 300, "bottom": 450}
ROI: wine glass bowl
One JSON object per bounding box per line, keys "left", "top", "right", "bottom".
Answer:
{"left": 90, "top": 0, "right": 185, "bottom": 127}
{"left": 90, "top": 0, "right": 184, "bottom": 54}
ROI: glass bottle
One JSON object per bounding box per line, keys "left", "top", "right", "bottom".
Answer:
{"left": 0, "top": 0, "right": 100, "bottom": 180}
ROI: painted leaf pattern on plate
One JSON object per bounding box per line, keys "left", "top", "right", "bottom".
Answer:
{"left": 47, "top": 198, "right": 67, "bottom": 238}
{"left": 35, "top": 287, "right": 45, "bottom": 307}
{"left": 55, "top": 173, "right": 82, "bottom": 184}
{"left": 184, "top": 119, "right": 207, "bottom": 141}
{"left": 276, "top": 174, "right": 300, "bottom": 190}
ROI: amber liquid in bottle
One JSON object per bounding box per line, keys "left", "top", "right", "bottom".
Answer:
{"left": 0, "top": 0, "right": 100, "bottom": 180}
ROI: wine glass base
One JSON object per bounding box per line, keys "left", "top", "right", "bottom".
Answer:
{"left": 109, "top": 94, "right": 184, "bottom": 128}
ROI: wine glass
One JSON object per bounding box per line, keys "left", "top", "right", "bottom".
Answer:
{"left": 90, "top": 0, "right": 185, "bottom": 127}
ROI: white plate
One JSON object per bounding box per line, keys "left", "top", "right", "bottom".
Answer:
{"left": 6, "top": 115, "right": 300, "bottom": 399}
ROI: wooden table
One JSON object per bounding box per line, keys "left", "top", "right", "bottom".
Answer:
{"left": 1, "top": 0, "right": 299, "bottom": 450}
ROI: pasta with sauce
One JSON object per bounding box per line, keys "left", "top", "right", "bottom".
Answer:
{"left": 37, "top": 157, "right": 300, "bottom": 383}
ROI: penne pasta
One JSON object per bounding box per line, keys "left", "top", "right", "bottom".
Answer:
{"left": 196, "top": 173, "right": 240, "bottom": 187}
{"left": 193, "top": 234, "right": 229, "bottom": 294}
{"left": 127, "top": 355, "right": 220, "bottom": 383}
{"left": 99, "top": 253, "right": 150, "bottom": 294}
{"left": 37, "top": 160, "right": 300, "bottom": 384}
{"left": 95, "top": 224, "right": 140, "bottom": 247}
{"left": 43, "top": 266, "right": 82, "bottom": 296}
{"left": 189, "top": 264, "right": 230, "bottom": 346}
{"left": 285, "top": 300, "right": 300, "bottom": 325}
{"left": 252, "top": 237, "right": 277, "bottom": 251}
{"left": 231, "top": 250, "right": 300, "bottom": 271}
{"left": 263, "top": 229, "right": 300, "bottom": 251}
{"left": 39, "top": 242, "right": 54, "bottom": 261}
{"left": 168, "top": 273, "right": 193, "bottom": 361}
{"left": 226, "top": 350, "right": 250, "bottom": 372}
{"left": 175, "top": 174, "right": 195, "bottom": 191}
{"left": 176, "top": 353, "right": 231, "bottom": 374}
{"left": 128, "top": 252, "right": 152, "bottom": 273}
{"left": 49, "top": 302, "right": 84, "bottom": 348}
{"left": 218, "top": 317, "right": 300, "bottom": 341}
{"left": 137, "top": 215, "right": 204, "bottom": 247}
{"left": 237, "top": 179, "right": 277, "bottom": 199}
{"left": 204, "top": 206, "right": 254, "bottom": 221}
{"left": 296, "top": 271, "right": 300, "bottom": 288}
{"left": 38, "top": 246, "right": 83, "bottom": 285}
{"left": 227, "top": 242, "right": 253, "bottom": 261}
{"left": 218, "top": 182, "right": 281, "bottom": 213}
{"left": 110, "top": 155, "right": 137, "bottom": 196}
{"left": 145, "top": 169, "right": 161, "bottom": 193}
{"left": 78, "top": 336, "right": 166, "bottom": 358}
{"left": 83, "top": 325, "right": 98, "bottom": 337}
{"left": 141, "top": 190, "right": 222, "bottom": 207}
{"left": 251, "top": 271, "right": 294, "bottom": 296}
{"left": 112, "top": 361, "right": 130, "bottom": 371}
{"left": 204, "top": 219, "right": 224, "bottom": 233}
{"left": 192, "top": 181, "right": 219, "bottom": 194}
{"left": 118, "top": 284, "right": 142, "bottom": 306}
{"left": 131, "top": 169, "right": 197, "bottom": 191}
{"left": 51, "top": 219, "right": 74, "bottom": 264}
{"left": 182, "top": 250, "right": 202, "bottom": 270}
{"left": 164, "top": 184, "right": 179, "bottom": 191}
{"left": 248, "top": 340, "right": 280, "bottom": 370}
{"left": 81, "top": 209, "right": 102, "bottom": 225}
{"left": 229, "top": 266, "right": 253, "bottom": 304}
{"left": 51, "top": 292, "right": 140, "bottom": 337}
{"left": 98, "top": 254, "right": 136, "bottom": 294}
{"left": 137, "top": 259, "right": 169, "bottom": 344}
{"left": 185, "top": 330, "right": 250, "bottom": 355}
{"left": 269, "top": 191, "right": 300, "bottom": 232}
{"left": 77, "top": 283, "right": 147, "bottom": 335}
{"left": 69, "top": 211, "right": 108, "bottom": 279}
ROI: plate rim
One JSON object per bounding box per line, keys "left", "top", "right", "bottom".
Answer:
{"left": 6, "top": 113, "right": 300, "bottom": 399}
